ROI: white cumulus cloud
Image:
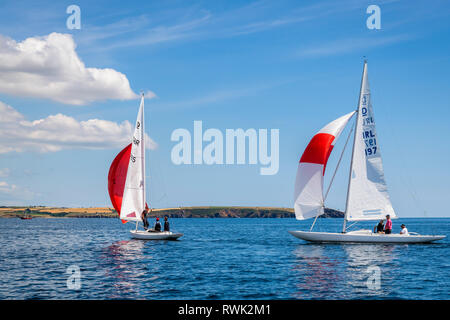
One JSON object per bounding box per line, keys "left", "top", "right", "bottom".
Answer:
{"left": 0, "top": 101, "right": 157, "bottom": 153}
{"left": 0, "top": 32, "right": 141, "bottom": 105}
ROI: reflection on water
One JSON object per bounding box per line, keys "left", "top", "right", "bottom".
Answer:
{"left": 100, "top": 240, "right": 160, "bottom": 299}
{"left": 292, "top": 245, "right": 342, "bottom": 299}
{"left": 343, "top": 244, "right": 396, "bottom": 298}
{"left": 292, "top": 243, "right": 398, "bottom": 299}
{"left": 0, "top": 218, "right": 448, "bottom": 299}
{"left": 344, "top": 244, "right": 395, "bottom": 267}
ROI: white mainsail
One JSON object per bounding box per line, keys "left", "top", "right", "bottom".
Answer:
{"left": 345, "top": 62, "right": 396, "bottom": 221}
{"left": 120, "top": 95, "right": 146, "bottom": 222}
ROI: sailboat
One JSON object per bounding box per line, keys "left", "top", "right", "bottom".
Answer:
{"left": 108, "top": 94, "right": 183, "bottom": 240}
{"left": 289, "top": 61, "right": 445, "bottom": 243}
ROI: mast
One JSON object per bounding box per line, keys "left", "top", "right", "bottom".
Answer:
{"left": 142, "top": 93, "right": 146, "bottom": 213}
{"left": 140, "top": 93, "right": 146, "bottom": 231}
{"left": 342, "top": 60, "right": 366, "bottom": 233}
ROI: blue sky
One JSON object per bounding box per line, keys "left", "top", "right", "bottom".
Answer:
{"left": 0, "top": 0, "right": 449, "bottom": 217}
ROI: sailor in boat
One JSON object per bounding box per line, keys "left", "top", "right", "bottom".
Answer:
{"left": 400, "top": 224, "right": 408, "bottom": 235}
{"left": 373, "top": 220, "right": 385, "bottom": 234}
{"left": 384, "top": 215, "right": 392, "bottom": 234}
{"left": 141, "top": 209, "right": 149, "bottom": 230}
{"left": 163, "top": 216, "right": 170, "bottom": 232}
{"left": 154, "top": 217, "right": 162, "bottom": 232}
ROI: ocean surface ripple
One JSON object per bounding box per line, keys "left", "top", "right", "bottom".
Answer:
{"left": 0, "top": 218, "right": 449, "bottom": 299}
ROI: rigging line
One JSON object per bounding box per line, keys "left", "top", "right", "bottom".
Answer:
{"left": 345, "top": 221, "right": 358, "bottom": 231}
{"left": 323, "top": 123, "right": 355, "bottom": 202}
{"left": 310, "top": 211, "right": 321, "bottom": 231}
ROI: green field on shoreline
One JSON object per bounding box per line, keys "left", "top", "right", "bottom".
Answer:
{"left": 0, "top": 206, "right": 344, "bottom": 218}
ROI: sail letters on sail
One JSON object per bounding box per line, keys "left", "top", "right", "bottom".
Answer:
{"left": 119, "top": 96, "right": 146, "bottom": 222}
{"left": 345, "top": 62, "right": 396, "bottom": 221}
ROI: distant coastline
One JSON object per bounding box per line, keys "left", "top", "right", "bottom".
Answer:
{"left": 0, "top": 206, "right": 344, "bottom": 218}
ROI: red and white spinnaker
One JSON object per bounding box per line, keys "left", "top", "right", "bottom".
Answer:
{"left": 108, "top": 143, "right": 132, "bottom": 223}
{"left": 294, "top": 111, "right": 355, "bottom": 220}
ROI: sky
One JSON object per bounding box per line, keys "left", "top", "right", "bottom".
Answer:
{"left": 0, "top": 0, "right": 449, "bottom": 217}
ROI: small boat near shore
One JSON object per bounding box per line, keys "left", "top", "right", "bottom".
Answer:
{"left": 108, "top": 94, "right": 183, "bottom": 241}
{"left": 20, "top": 208, "right": 32, "bottom": 220}
{"left": 289, "top": 61, "right": 445, "bottom": 244}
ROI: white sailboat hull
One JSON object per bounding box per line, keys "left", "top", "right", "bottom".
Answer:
{"left": 130, "top": 230, "right": 183, "bottom": 240}
{"left": 289, "top": 230, "right": 445, "bottom": 243}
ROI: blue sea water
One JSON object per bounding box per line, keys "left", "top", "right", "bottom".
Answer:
{"left": 0, "top": 217, "right": 449, "bottom": 300}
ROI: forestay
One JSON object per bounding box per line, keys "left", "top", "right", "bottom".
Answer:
{"left": 294, "top": 111, "right": 355, "bottom": 220}
{"left": 345, "top": 62, "right": 396, "bottom": 221}
{"left": 120, "top": 96, "right": 146, "bottom": 222}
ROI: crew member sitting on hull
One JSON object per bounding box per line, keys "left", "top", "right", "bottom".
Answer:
{"left": 154, "top": 217, "right": 162, "bottom": 232}
{"left": 400, "top": 224, "right": 408, "bottom": 235}
{"left": 163, "top": 216, "right": 170, "bottom": 232}
{"left": 373, "top": 220, "right": 384, "bottom": 234}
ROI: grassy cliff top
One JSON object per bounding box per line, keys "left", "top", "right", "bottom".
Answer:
{"left": 0, "top": 206, "right": 343, "bottom": 218}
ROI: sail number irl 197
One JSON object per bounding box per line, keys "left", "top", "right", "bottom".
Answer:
{"left": 363, "top": 130, "right": 377, "bottom": 156}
